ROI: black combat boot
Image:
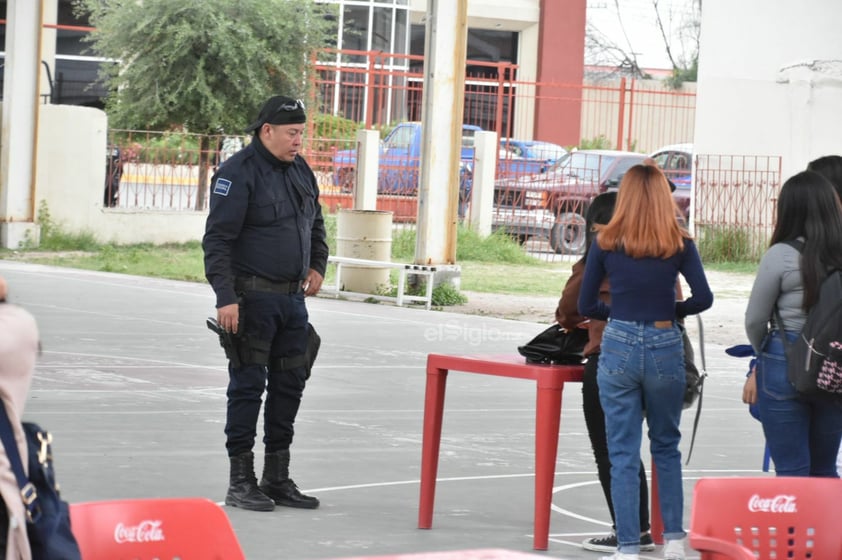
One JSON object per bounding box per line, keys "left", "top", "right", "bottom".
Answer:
{"left": 225, "top": 451, "right": 275, "bottom": 512}
{"left": 259, "top": 449, "right": 320, "bottom": 509}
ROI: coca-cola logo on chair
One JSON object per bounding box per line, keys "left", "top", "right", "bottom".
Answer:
{"left": 747, "top": 494, "right": 797, "bottom": 513}
{"left": 114, "top": 520, "right": 166, "bottom": 543}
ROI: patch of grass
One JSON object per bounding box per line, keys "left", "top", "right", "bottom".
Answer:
{"left": 704, "top": 260, "right": 758, "bottom": 275}
{"left": 431, "top": 283, "right": 468, "bottom": 306}
{"left": 0, "top": 211, "right": 757, "bottom": 307}
{"left": 456, "top": 226, "right": 539, "bottom": 264}
{"left": 390, "top": 227, "right": 416, "bottom": 262}
{"left": 376, "top": 276, "right": 470, "bottom": 306}
{"left": 390, "top": 224, "right": 541, "bottom": 265}
{"left": 697, "top": 225, "right": 765, "bottom": 264}
{"left": 5, "top": 242, "right": 206, "bottom": 282}
{"left": 21, "top": 201, "right": 100, "bottom": 252}
{"left": 324, "top": 213, "right": 338, "bottom": 256}
{"left": 459, "top": 261, "right": 570, "bottom": 296}
{"left": 578, "top": 135, "right": 613, "bottom": 150}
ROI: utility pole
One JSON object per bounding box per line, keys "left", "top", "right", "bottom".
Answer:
{"left": 0, "top": 0, "right": 43, "bottom": 249}
{"left": 414, "top": 0, "right": 468, "bottom": 266}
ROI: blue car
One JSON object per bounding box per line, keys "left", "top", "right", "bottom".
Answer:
{"left": 498, "top": 139, "right": 569, "bottom": 178}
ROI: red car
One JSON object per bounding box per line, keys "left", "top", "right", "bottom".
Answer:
{"left": 650, "top": 143, "right": 693, "bottom": 220}
{"left": 492, "top": 149, "right": 646, "bottom": 254}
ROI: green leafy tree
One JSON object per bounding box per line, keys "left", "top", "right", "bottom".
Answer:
{"left": 74, "top": 0, "right": 337, "bottom": 209}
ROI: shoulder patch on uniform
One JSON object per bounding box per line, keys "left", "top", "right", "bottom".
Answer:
{"left": 213, "top": 178, "right": 232, "bottom": 196}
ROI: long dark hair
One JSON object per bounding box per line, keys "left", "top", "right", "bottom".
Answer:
{"left": 770, "top": 170, "right": 842, "bottom": 309}
{"left": 582, "top": 191, "right": 617, "bottom": 262}
{"left": 807, "top": 155, "right": 842, "bottom": 200}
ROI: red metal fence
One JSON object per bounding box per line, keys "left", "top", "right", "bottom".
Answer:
{"left": 112, "top": 49, "right": 697, "bottom": 210}
{"left": 310, "top": 49, "right": 695, "bottom": 153}
{"left": 103, "top": 48, "right": 783, "bottom": 263}
{"left": 694, "top": 155, "right": 783, "bottom": 262}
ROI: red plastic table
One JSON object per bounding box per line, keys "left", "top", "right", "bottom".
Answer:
{"left": 417, "top": 354, "right": 585, "bottom": 551}
{"left": 323, "top": 549, "right": 549, "bottom": 560}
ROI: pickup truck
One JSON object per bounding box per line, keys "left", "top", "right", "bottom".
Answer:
{"left": 492, "top": 149, "right": 647, "bottom": 254}
{"left": 330, "top": 123, "right": 566, "bottom": 200}
{"left": 498, "top": 139, "right": 568, "bottom": 177}
{"left": 332, "top": 122, "right": 481, "bottom": 198}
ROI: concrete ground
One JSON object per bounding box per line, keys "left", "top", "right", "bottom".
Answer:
{"left": 1, "top": 260, "right": 767, "bottom": 560}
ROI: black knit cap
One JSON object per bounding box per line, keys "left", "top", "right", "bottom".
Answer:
{"left": 244, "top": 95, "right": 306, "bottom": 133}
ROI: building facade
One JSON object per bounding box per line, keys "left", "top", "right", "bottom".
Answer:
{"left": 320, "top": 0, "right": 586, "bottom": 144}
{"left": 0, "top": 0, "right": 586, "bottom": 143}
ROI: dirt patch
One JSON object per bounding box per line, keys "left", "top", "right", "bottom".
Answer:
{"left": 451, "top": 269, "right": 755, "bottom": 348}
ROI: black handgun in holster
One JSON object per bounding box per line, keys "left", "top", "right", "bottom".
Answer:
{"left": 206, "top": 317, "right": 241, "bottom": 368}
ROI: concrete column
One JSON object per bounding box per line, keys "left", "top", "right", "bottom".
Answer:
{"left": 415, "top": 0, "right": 468, "bottom": 265}
{"left": 354, "top": 129, "right": 380, "bottom": 211}
{"left": 0, "top": 0, "right": 43, "bottom": 249}
{"left": 470, "top": 131, "right": 497, "bottom": 237}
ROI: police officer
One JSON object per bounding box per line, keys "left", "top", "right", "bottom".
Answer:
{"left": 203, "top": 95, "right": 328, "bottom": 512}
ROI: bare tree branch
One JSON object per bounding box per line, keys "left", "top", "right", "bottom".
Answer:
{"left": 611, "top": 0, "right": 644, "bottom": 74}
{"left": 586, "top": 14, "right": 646, "bottom": 78}
{"left": 652, "top": 0, "right": 679, "bottom": 69}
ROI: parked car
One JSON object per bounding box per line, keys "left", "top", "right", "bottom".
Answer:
{"left": 498, "top": 139, "right": 568, "bottom": 177}
{"left": 492, "top": 149, "right": 647, "bottom": 254}
{"left": 332, "top": 121, "right": 481, "bottom": 197}
{"left": 650, "top": 143, "right": 693, "bottom": 219}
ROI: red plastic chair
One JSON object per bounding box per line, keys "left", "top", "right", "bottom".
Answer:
{"left": 70, "top": 497, "right": 245, "bottom": 560}
{"left": 689, "top": 477, "right": 842, "bottom": 559}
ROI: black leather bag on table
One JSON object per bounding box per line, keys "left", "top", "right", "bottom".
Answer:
{"left": 517, "top": 324, "right": 588, "bottom": 365}
{"left": 0, "top": 406, "right": 82, "bottom": 560}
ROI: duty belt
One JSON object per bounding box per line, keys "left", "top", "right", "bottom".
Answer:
{"left": 235, "top": 276, "right": 303, "bottom": 294}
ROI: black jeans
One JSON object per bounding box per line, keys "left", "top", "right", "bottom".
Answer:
{"left": 225, "top": 290, "right": 310, "bottom": 456}
{"left": 582, "top": 353, "right": 651, "bottom": 532}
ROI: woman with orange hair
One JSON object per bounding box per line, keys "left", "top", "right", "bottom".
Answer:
{"left": 578, "top": 164, "right": 713, "bottom": 560}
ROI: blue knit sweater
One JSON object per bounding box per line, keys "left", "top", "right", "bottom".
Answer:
{"left": 578, "top": 238, "right": 713, "bottom": 322}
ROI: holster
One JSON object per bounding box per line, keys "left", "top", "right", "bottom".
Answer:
{"left": 269, "top": 323, "right": 321, "bottom": 379}
{"left": 206, "top": 317, "right": 242, "bottom": 369}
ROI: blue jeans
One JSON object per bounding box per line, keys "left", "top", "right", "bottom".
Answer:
{"left": 598, "top": 319, "right": 687, "bottom": 553}
{"left": 757, "top": 332, "right": 842, "bottom": 477}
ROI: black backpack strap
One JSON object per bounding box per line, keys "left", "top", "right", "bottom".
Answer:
{"left": 685, "top": 314, "right": 707, "bottom": 465}
{"left": 0, "top": 405, "right": 41, "bottom": 522}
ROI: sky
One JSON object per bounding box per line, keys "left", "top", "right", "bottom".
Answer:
{"left": 586, "top": 0, "right": 700, "bottom": 70}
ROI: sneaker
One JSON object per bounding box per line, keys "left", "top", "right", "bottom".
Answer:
{"left": 583, "top": 532, "right": 656, "bottom": 553}
{"left": 599, "top": 553, "right": 639, "bottom": 560}
{"left": 583, "top": 533, "right": 618, "bottom": 552}
{"left": 663, "top": 537, "right": 686, "bottom": 560}
{"left": 639, "top": 532, "right": 656, "bottom": 551}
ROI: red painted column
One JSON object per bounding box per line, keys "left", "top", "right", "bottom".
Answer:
{"left": 535, "top": 0, "right": 586, "bottom": 147}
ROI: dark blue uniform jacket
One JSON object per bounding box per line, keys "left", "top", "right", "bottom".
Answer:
{"left": 203, "top": 138, "right": 329, "bottom": 308}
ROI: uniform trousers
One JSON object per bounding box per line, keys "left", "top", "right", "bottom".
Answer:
{"left": 225, "top": 289, "right": 309, "bottom": 456}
